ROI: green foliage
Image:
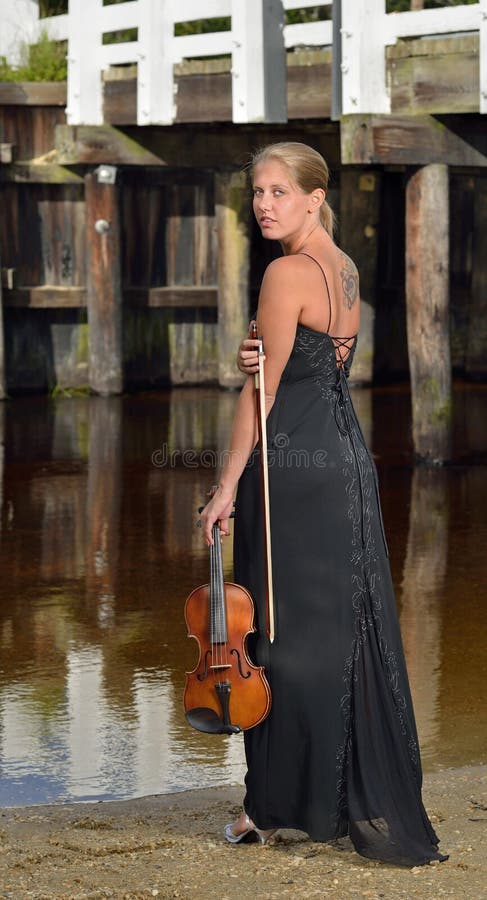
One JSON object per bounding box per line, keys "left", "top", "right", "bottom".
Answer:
{"left": 387, "top": 0, "right": 477, "bottom": 8}
{"left": 39, "top": 0, "right": 67, "bottom": 14}
{"left": 102, "top": 28, "right": 138, "bottom": 45}
{"left": 286, "top": 6, "right": 330, "bottom": 24}
{"left": 174, "top": 17, "right": 230, "bottom": 37}
{"left": 0, "top": 28, "right": 67, "bottom": 82}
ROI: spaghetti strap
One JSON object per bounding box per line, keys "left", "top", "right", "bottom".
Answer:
{"left": 298, "top": 252, "right": 332, "bottom": 334}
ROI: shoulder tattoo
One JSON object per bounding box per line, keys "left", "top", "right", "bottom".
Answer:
{"left": 339, "top": 252, "right": 359, "bottom": 310}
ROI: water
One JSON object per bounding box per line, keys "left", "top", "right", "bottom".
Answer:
{"left": 0, "top": 385, "right": 485, "bottom": 806}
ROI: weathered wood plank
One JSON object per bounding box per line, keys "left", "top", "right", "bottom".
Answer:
{"left": 405, "top": 164, "right": 451, "bottom": 463}
{"left": 341, "top": 114, "right": 487, "bottom": 167}
{"left": 85, "top": 170, "right": 123, "bottom": 395}
{"left": 215, "top": 170, "right": 250, "bottom": 389}
{"left": 56, "top": 125, "right": 165, "bottom": 167}
{"left": 388, "top": 35, "right": 479, "bottom": 115}
{"left": 2, "top": 285, "right": 218, "bottom": 308}
{"left": 0, "top": 105, "right": 66, "bottom": 160}
{"left": 388, "top": 34, "right": 479, "bottom": 61}
{"left": 4, "top": 286, "right": 87, "bottom": 307}
{"left": 175, "top": 73, "right": 232, "bottom": 124}
{"left": 103, "top": 78, "right": 137, "bottom": 126}
{"left": 0, "top": 164, "right": 83, "bottom": 184}
{"left": 0, "top": 183, "right": 85, "bottom": 287}
{"left": 0, "top": 83, "right": 67, "bottom": 106}
{"left": 104, "top": 57, "right": 333, "bottom": 125}
{"left": 287, "top": 62, "right": 331, "bottom": 120}
{"left": 126, "top": 287, "right": 218, "bottom": 307}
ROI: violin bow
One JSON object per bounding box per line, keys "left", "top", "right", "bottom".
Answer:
{"left": 251, "top": 323, "right": 276, "bottom": 643}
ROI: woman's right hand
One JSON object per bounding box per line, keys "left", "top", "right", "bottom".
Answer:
{"left": 236, "top": 320, "right": 263, "bottom": 375}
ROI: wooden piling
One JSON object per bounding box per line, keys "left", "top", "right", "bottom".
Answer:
{"left": 85, "top": 168, "right": 123, "bottom": 395}
{"left": 405, "top": 164, "right": 452, "bottom": 463}
{"left": 215, "top": 170, "right": 250, "bottom": 389}
{"left": 339, "top": 168, "right": 381, "bottom": 384}
{"left": 0, "top": 261, "right": 7, "bottom": 399}
{"left": 466, "top": 176, "right": 487, "bottom": 378}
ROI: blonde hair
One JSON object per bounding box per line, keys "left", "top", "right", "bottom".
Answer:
{"left": 251, "top": 141, "right": 335, "bottom": 238}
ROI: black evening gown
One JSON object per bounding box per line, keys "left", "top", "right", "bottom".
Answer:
{"left": 233, "top": 321, "right": 447, "bottom": 867}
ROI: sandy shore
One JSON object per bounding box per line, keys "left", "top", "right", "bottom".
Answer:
{"left": 0, "top": 765, "right": 485, "bottom": 900}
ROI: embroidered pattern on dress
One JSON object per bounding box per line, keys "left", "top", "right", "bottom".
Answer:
{"left": 294, "top": 324, "right": 420, "bottom": 834}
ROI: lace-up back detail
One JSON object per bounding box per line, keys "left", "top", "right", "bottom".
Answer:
{"left": 298, "top": 252, "right": 357, "bottom": 369}
{"left": 329, "top": 335, "right": 357, "bottom": 370}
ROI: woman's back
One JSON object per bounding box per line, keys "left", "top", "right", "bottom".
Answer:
{"left": 275, "top": 234, "right": 360, "bottom": 371}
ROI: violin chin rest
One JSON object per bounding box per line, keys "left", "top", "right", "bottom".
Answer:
{"left": 185, "top": 707, "right": 241, "bottom": 735}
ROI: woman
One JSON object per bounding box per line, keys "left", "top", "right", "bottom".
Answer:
{"left": 200, "top": 142, "right": 446, "bottom": 866}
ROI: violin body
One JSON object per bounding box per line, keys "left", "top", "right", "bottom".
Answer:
{"left": 184, "top": 525, "right": 271, "bottom": 735}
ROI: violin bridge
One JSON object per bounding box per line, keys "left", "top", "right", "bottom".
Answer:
{"left": 210, "top": 663, "right": 231, "bottom": 671}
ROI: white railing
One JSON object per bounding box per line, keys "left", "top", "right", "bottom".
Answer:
{"left": 340, "top": 0, "right": 487, "bottom": 115}
{"left": 1, "top": 0, "right": 485, "bottom": 122}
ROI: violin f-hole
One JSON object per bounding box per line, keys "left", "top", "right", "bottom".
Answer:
{"left": 197, "top": 649, "right": 211, "bottom": 681}
{"left": 230, "top": 647, "right": 251, "bottom": 679}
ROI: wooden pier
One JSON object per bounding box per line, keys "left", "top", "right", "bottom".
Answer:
{"left": 0, "top": 0, "right": 486, "bottom": 460}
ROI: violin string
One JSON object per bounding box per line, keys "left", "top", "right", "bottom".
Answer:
{"left": 216, "top": 523, "right": 223, "bottom": 672}
{"left": 211, "top": 523, "right": 221, "bottom": 677}
{"left": 218, "top": 524, "right": 228, "bottom": 670}
{"left": 210, "top": 526, "right": 218, "bottom": 682}
{"left": 222, "top": 525, "right": 229, "bottom": 671}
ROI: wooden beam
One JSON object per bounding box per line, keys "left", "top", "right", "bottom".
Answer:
{"left": 85, "top": 168, "right": 123, "bottom": 395}
{"left": 126, "top": 287, "right": 218, "bottom": 308}
{"left": 0, "top": 164, "right": 83, "bottom": 184}
{"left": 341, "top": 114, "right": 487, "bottom": 167}
{"left": 4, "top": 287, "right": 87, "bottom": 308}
{"left": 0, "top": 83, "right": 67, "bottom": 106}
{"left": 215, "top": 170, "right": 250, "bottom": 389}
{"left": 56, "top": 125, "right": 165, "bottom": 167}
{"left": 405, "top": 164, "right": 452, "bottom": 463}
{"left": 1, "top": 285, "right": 218, "bottom": 309}
{"left": 55, "top": 122, "right": 340, "bottom": 169}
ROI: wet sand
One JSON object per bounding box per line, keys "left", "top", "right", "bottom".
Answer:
{"left": 1, "top": 765, "right": 485, "bottom": 899}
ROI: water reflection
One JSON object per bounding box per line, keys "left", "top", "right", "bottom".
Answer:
{"left": 0, "top": 385, "right": 485, "bottom": 806}
{"left": 399, "top": 467, "right": 448, "bottom": 766}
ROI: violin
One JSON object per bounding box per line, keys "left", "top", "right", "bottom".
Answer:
{"left": 184, "top": 521, "right": 271, "bottom": 734}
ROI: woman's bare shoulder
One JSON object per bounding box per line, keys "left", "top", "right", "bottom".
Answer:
{"left": 264, "top": 254, "right": 318, "bottom": 277}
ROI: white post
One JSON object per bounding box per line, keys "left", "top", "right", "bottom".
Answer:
{"left": 137, "top": 0, "right": 175, "bottom": 125}
{"left": 340, "top": 0, "right": 389, "bottom": 115}
{"left": 231, "top": 0, "right": 287, "bottom": 123}
{"left": 0, "top": 0, "right": 39, "bottom": 66}
{"left": 480, "top": 0, "right": 487, "bottom": 114}
{"left": 67, "top": 0, "right": 104, "bottom": 125}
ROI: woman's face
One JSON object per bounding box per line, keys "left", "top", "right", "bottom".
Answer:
{"left": 252, "top": 159, "right": 310, "bottom": 244}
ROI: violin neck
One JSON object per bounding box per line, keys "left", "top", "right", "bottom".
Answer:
{"left": 210, "top": 523, "right": 228, "bottom": 644}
